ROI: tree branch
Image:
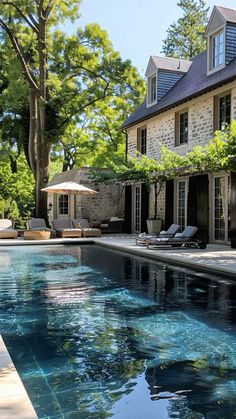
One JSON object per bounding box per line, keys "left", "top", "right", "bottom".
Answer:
{"left": 2, "top": 2, "right": 39, "bottom": 33}
{"left": 44, "top": 0, "right": 54, "bottom": 19}
{"left": 0, "top": 18, "right": 39, "bottom": 91}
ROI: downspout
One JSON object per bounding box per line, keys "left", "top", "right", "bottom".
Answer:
{"left": 122, "top": 129, "right": 128, "bottom": 161}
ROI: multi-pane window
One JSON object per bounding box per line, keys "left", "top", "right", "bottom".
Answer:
{"left": 212, "top": 30, "right": 224, "bottom": 69}
{"left": 137, "top": 127, "right": 147, "bottom": 154}
{"left": 58, "top": 194, "right": 69, "bottom": 215}
{"left": 148, "top": 75, "right": 157, "bottom": 104}
{"left": 219, "top": 94, "right": 231, "bottom": 131}
{"left": 177, "top": 180, "right": 187, "bottom": 231}
{"left": 175, "top": 111, "right": 188, "bottom": 146}
{"left": 179, "top": 112, "right": 188, "bottom": 144}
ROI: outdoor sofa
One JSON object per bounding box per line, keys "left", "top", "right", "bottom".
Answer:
{"left": 100, "top": 217, "right": 124, "bottom": 233}
{"left": 0, "top": 219, "right": 18, "bottom": 239}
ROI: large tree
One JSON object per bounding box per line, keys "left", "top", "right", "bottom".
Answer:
{"left": 0, "top": 1, "right": 144, "bottom": 219}
{"left": 162, "top": 0, "right": 209, "bottom": 59}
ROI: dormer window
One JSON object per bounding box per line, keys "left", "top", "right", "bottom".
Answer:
{"left": 208, "top": 28, "right": 225, "bottom": 74}
{"left": 212, "top": 30, "right": 224, "bottom": 68}
{"left": 147, "top": 74, "right": 157, "bottom": 105}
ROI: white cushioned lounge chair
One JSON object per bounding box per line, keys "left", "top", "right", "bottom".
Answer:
{"left": 0, "top": 219, "right": 18, "bottom": 239}
{"left": 52, "top": 218, "right": 82, "bottom": 238}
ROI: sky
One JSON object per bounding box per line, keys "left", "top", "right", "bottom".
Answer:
{"left": 78, "top": 0, "right": 236, "bottom": 75}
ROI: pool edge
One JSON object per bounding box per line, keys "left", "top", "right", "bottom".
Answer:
{"left": 0, "top": 336, "right": 38, "bottom": 419}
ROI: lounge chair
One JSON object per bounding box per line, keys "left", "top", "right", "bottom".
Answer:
{"left": 146, "top": 226, "right": 207, "bottom": 249}
{"left": 27, "top": 218, "right": 56, "bottom": 238}
{"left": 52, "top": 218, "right": 82, "bottom": 238}
{"left": 136, "top": 223, "right": 180, "bottom": 245}
{"left": 72, "top": 219, "right": 101, "bottom": 237}
{"left": 0, "top": 219, "right": 18, "bottom": 239}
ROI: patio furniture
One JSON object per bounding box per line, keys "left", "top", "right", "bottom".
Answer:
{"left": 52, "top": 218, "right": 82, "bottom": 238}
{"left": 24, "top": 230, "right": 51, "bottom": 240}
{"left": 0, "top": 219, "right": 18, "bottom": 239}
{"left": 27, "top": 218, "right": 56, "bottom": 238}
{"left": 136, "top": 223, "right": 180, "bottom": 245}
{"left": 146, "top": 226, "right": 207, "bottom": 249}
{"left": 72, "top": 219, "right": 101, "bottom": 237}
{"left": 100, "top": 217, "right": 124, "bottom": 233}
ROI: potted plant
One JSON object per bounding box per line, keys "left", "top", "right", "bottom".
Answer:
{"left": 146, "top": 179, "right": 163, "bottom": 234}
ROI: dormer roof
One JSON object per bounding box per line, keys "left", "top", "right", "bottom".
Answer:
{"left": 216, "top": 6, "right": 236, "bottom": 24}
{"left": 145, "top": 56, "right": 192, "bottom": 77}
{"left": 121, "top": 50, "right": 236, "bottom": 130}
{"left": 206, "top": 6, "right": 236, "bottom": 35}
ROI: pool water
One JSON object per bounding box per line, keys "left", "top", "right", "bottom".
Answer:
{"left": 0, "top": 245, "right": 236, "bottom": 418}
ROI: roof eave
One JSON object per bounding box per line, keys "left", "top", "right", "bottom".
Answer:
{"left": 121, "top": 74, "right": 236, "bottom": 130}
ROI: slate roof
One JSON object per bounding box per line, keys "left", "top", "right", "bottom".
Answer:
{"left": 121, "top": 50, "right": 236, "bottom": 129}
{"left": 151, "top": 56, "right": 192, "bottom": 73}
{"left": 216, "top": 6, "right": 236, "bottom": 24}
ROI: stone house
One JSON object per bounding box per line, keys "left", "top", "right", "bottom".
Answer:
{"left": 47, "top": 167, "right": 125, "bottom": 224}
{"left": 121, "top": 5, "right": 236, "bottom": 246}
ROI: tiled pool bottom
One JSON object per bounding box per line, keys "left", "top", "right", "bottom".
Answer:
{"left": 1, "top": 245, "right": 236, "bottom": 418}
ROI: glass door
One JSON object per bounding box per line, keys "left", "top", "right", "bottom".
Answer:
{"left": 133, "top": 185, "right": 141, "bottom": 233}
{"left": 214, "top": 176, "right": 230, "bottom": 242}
{"left": 177, "top": 180, "right": 188, "bottom": 231}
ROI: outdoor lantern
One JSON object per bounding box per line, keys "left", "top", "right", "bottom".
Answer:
{"left": 48, "top": 202, "right": 53, "bottom": 212}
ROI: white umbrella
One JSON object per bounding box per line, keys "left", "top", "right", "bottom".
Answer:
{"left": 41, "top": 181, "right": 98, "bottom": 195}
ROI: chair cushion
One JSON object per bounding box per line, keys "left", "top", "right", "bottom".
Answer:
{"left": 0, "top": 219, "right": 13, "bottom": 229}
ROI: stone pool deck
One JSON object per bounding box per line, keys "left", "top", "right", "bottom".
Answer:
{"left": 0, "top": 234, "right": 236, "bottom": 418}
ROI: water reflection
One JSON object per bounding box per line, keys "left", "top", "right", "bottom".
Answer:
{"left": 0, "top": 245, "right": 236, "bottom": 418}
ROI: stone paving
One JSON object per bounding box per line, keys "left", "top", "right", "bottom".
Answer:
{"left": 94, "top": 234, "right": 236, "bottom": 278}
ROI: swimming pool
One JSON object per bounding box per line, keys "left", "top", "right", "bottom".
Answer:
{"left": 0, "top": 244, "right": 236, "bottom": 418}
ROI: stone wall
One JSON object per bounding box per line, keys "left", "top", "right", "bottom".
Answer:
{"left": 127, "top": 81, "right": 236, "bottom": 223}
{"left": 48, "top": 168, "right": 125, "bottom": 222}
{"left": 76, "top": 182, "right": 124, "bottom": 222}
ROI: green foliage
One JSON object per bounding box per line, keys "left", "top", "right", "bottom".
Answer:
{"left": 0, "top": 152, "right": 34, "bottom": 225}
{"left": 0, "top": 4, "right": 145, "bottom": 175}
{"left": 93, "top": 122, "right": 236, "bottom": 219}
{"left": 162, "top": 0, "right": 209, "bottom": 59}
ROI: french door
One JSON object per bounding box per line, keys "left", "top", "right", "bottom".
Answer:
{"left": 132, "top": 184, "right": 142, "bottom": 233}
{"left": 177, "top": 179, "right": 188, "bottom": 231}
{"left": 213, "top": 175, "right": 230, "bottom": 242}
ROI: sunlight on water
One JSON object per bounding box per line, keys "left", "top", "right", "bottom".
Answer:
{"left": 0, "top": 245, "right": 236, "bottom": 418}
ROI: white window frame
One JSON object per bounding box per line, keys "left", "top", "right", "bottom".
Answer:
{"left": 58, "top": 194, "right": 69, "bottom": 216}
{"left": 147, "top": 73, "right": 157, "bottom": 106}
{"left": 175, "top": 178, "right": 188, "bottom": 231}
{"left": 207, "top": 27, "right": 225, "bottom": 75}
{"left": 132, "top": 184, "right": 142, "bottom": 233}
{"left": 212, "top": 174, "right": 230, "bottom": 243}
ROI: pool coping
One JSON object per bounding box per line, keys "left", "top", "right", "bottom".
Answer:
{"left": 1, "top": 235, "right": 236, "bottom": 418}
{"left": 0, "top": 336, "right": 38, "bottom": 418}
{"left": 94, "top": 239, "right": 236, "bottom": 279}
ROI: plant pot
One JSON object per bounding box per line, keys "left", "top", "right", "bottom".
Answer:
{"left": 146, "top": 219, "right": 162, "bottom": 234}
